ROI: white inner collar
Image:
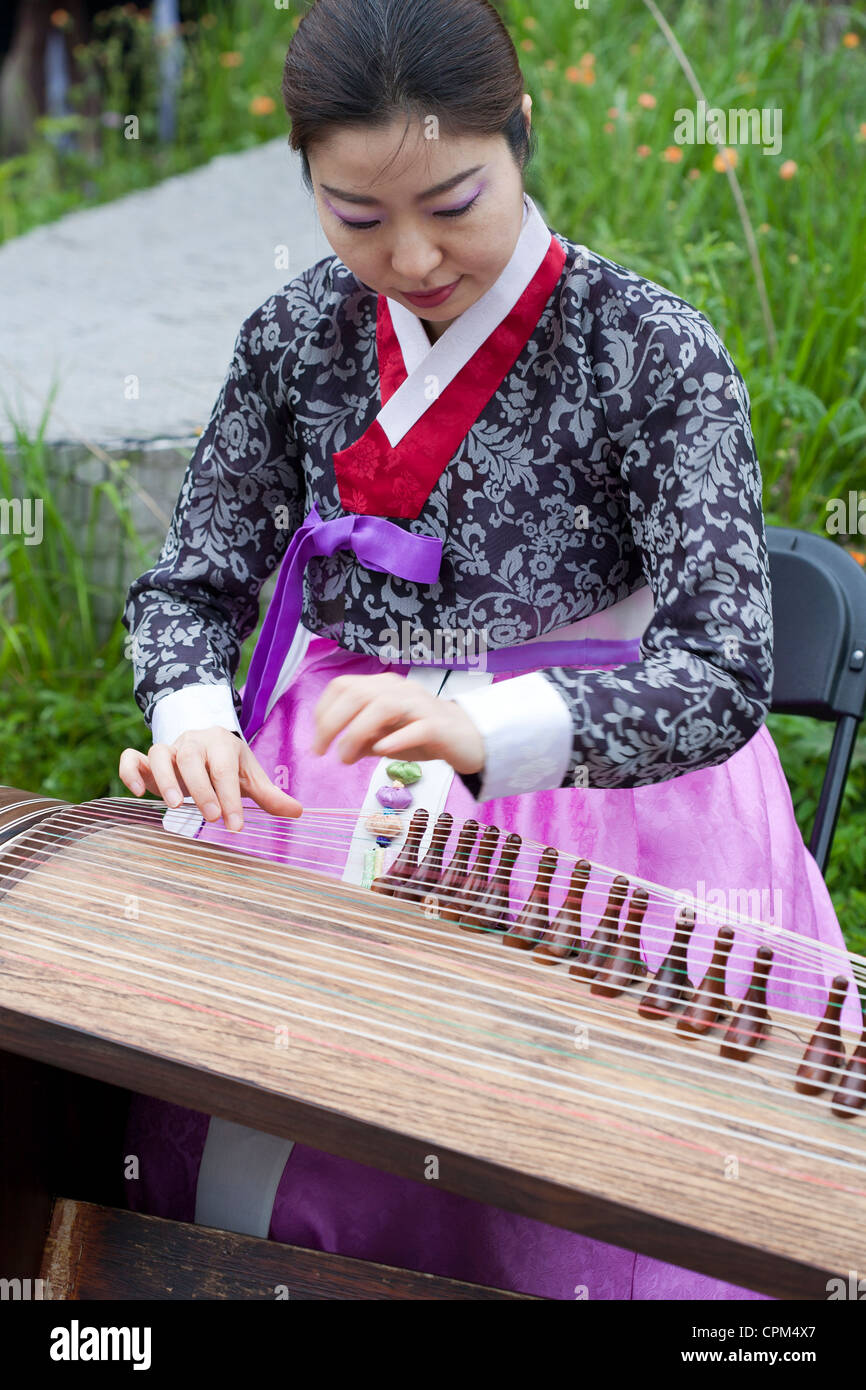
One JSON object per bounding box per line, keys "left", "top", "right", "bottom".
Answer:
{"left": 379, "top": 193, "right": 551, "bottom": 447}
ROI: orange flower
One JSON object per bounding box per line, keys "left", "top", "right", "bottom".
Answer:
{"left": 565, "top": 66, "right": 583, "bottom": 83}
{"left": 520, "top": 38, "right": 535, "bottom": 52}
{"left": 220, "top": 51, "right": 243, "bottom": 68}
{"left": 662, "top": 145, "right": 684, "bottom": 162}
{"left": 859, "top": 122, "right": 866, "bottom": 138}
{"left": 50, "top": 8, "right": 70, "bottom": 25}
{"left": 713, "top": 147, "right": 738, "bottom": 172}
{"left": 779, "top": 159, "right": 797, "bottom": 179}
{"left": 604, "top": 123, "right": 615, "bottom": 134}
{"left": 581, "top": 68, "right": 596, "bottom": 85}
{"left": 849, "top": 549, "right": 866, "bottom": 566}
{"left": 250, "top": 95, "right": 276, "bottom": 116}
{"left": 687, "top": 167, "right": 701, "bottom": 181}
{"left": 523, "top": 15, "right": 538, "bottom": 29}
{"left": 544, "top": 58, "right": 556, "bottom": 71}
{"left": 637, "top": 92, "right": 657, "bottom": 109}
{"left": 758, "top": 222, "right": 770, "bottom": 233}
{"left": 580, "top": 52, "right": 595, "bottom": 66}
{"left": 842, "top": 32, "right": 860, "bottom": 47}
{"left": 637, "top": 144, "right": 652, "bottom": 158}
{"left": 607, "top": 106, "right": 619, "bottom": 118}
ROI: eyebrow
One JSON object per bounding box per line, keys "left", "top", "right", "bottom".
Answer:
{"left": 320, "top": 164, "right": 485, "bottom": 206}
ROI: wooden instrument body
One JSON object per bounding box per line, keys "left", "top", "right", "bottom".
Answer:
{"left": 0, "top": 788, "right": 864, "bottom": 1301}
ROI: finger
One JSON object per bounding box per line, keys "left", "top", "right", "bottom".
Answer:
{"left": 204, "top": 744, "right": 246, "bottom": 830}
{"left": 333, "top": 698, "right": 411, "bottom": 764}
{"left": 311, "top": 682, "right": 374, "bottom": 756}
{"left": 119, "top": 748, "right": 156, "bottom": 797}
{"left": 239, "top": 751, "right": 303, "bottom": 820}
{"left": 172, "top": 743, "right": 224, "bottom": 822}
{"left": 370, "top": 719, "right": 441, "bottom": 763}
{"left": 312, "top": 674, "right": 405, "bottom": 756}
{"left": 147, "top": 744, "right": 190, "bottom": 809}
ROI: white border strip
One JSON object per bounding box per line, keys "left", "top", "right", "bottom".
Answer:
{"left": 380, "top": 194, "right": 550, "bottom": 448}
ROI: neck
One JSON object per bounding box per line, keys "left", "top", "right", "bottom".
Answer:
{"left": 422, "top": 317, "right": 451, "bottom": 345}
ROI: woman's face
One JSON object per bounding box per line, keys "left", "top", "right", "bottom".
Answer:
{"left": 307, "top": 98, "right": 531, "bottom": 342}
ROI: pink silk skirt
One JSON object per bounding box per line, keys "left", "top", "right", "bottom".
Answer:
{"left": 123, "top": 636, "right": 852, "bottom": 1299}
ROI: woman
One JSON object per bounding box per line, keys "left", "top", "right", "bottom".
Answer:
{"left": 119, "top": 0, "right": 847, "bottom": 1299}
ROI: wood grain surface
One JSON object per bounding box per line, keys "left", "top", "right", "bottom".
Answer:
{"left": 1, "top": 801, "right": 864, "bottom": 1300}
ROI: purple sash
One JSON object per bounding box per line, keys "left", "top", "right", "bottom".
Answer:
{"left": 241, "top": 505, "right": 641, "bottom": 739}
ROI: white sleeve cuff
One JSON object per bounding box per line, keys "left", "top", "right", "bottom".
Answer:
{"left": 449, "top": 672, "right": 573, "bottom": 800}
{"left": 150, "top": 683, "right": 243, "bottom": 747}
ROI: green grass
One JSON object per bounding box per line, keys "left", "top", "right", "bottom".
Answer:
{"left": 0, "top": 1, "right": 299, "bottom": 244}
{"left": 508, "top": 0, "right": 866, "bottom": 527}
{"left": 0, "top": 0, "right": 864, "bottom": 947}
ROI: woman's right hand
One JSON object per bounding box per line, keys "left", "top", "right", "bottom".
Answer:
{"left": 118, "top": 727, "right": 302, "bottom": 831}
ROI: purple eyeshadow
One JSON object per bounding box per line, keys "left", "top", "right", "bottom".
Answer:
{"left": 322, "top": 179, "right": 485, "bottom": 224}
{"left": 436, "top": 181, "right": 486, "bottom": 214}
{"left": 321, "top": 194, "right": 378, "bottom": 225}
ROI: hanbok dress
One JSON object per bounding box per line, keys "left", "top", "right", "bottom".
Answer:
{"left": 121, "top": 192, "right": 854, "bottom": 1300}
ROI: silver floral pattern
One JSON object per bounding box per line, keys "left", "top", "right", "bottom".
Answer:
{"left": 123, "top": 231, "right": 774, "bottom": 790}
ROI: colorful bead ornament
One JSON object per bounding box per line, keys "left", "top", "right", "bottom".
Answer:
{"left": 361, "top": 761, "right": 425, "bottom": 888}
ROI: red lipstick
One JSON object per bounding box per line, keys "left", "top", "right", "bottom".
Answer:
{"left": 402, "top": 277, "right": 462, "bottom": 308}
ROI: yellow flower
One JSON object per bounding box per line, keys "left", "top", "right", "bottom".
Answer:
{"left": 713, "top": 147, "right": 738, "bottom": 171}
{"left": 637, "top": 92, "right": 657, "bottom": 109}
{"left": 662, "top": 145, "right": 683, "bottom": 162}
{"left": 637, "top": 144, "right": 652, "bottom": 158}
{"left": 779, "top": 159, "right": 797, "bottom": 179}
{"left": 220, "top": 51, "right": 243, "bottom": 68}
{"left": 250, "top": 95, "right": 276, "bottom": 116}
{"left": 842, "top": 32, "right": 860, "bottom": 47}
{"left": 788, "top": 252, "right": 799, "bottom": 264}
{"left": 758, "top": 222, "right": 770, "bottom": 233}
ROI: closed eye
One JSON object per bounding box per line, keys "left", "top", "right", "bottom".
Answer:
{"left": 335, "top": 191, "right": 482, "bottom": 232}
{"left": 434, "top": 192, "right": 482, "bottom": 219}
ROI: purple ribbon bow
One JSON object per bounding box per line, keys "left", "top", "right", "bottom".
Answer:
{"left": 241, "top": 504, "right": 444, "bottom": 739}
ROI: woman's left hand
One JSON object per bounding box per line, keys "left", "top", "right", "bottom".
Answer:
{"left": 312, "top": 673, "right": 485, "bottom": 775}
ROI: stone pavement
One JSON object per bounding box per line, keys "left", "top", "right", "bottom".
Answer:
{"left": 0, "top": 138, "right": 331, "bottom": 452}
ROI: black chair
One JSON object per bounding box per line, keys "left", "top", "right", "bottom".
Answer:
{"left": 766, "top": 525, "right": 866, "bottom": 875}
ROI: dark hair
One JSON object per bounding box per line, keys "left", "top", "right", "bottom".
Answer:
{"left": 282, "top": 0, "right": 535, "bottom": 192}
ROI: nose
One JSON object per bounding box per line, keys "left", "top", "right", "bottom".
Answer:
{"left": 389, "top": 223, "right": 444, "bottom": 286}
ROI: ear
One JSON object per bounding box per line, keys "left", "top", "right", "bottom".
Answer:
{"left": 522, "top": 92, "right": 533, "bottom": 134}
